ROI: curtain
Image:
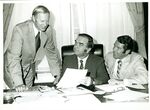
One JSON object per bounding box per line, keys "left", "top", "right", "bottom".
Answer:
{"left": 126, "top": 3, "right": 147, "bottom": 59}
{"left": 70, "top": 2, "right": 134, "bottom": 54}
{"left": 3, "top": 4, "right": 14, "bottom": 52}
{"left": 3, "top": 4, "right": 14, "bottom": 89}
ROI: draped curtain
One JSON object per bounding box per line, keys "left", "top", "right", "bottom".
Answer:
{"left": 3, "top": 4, "right": 14, "bottom": 49}
{"left": 126, "top": 3, "right": 147, "bottom": 59}
{"left": 3, "top": 4, "right": 14, "bottom": 89}
{"left": 70, "top": 2, "right": 134, "bottom": 54}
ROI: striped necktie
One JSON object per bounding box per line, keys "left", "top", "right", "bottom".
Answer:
{"left": 35, "top": 32, "right": 41, "bottom": 53}
{"left": 117, "top": 60, "right": 122, "bottom": 78}
{"left": 79, "top": 60, "right": 84, "bottom": 69}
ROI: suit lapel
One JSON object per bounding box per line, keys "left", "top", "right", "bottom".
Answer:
{"left": 40, "top": 32, "right": 48, "bottom": 48}
{"left": 27, "top": 21, "right": 36, "bottom": 56}
{"left": 28, "top": 21, "right": 47, "bottom": 54}
{"left": 28, "top": 20, "right": 48, "bottom": 54}
{"left": 34, "top": 30, "right": 48, "bottom": 62}
{"left": 73, "top": 55, "right": 78, "bottom": 69}
{"left": 85, "top": 54, "right": 92, "bottom": 69}
{"left": 111, "top": 58, "right": 116, "bottom": 73}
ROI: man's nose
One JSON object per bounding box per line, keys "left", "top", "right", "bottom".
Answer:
{"left": 42, "top": 22, "right": 48, "bottom": 27}
{"left": 74, "top": 44, "right": 78, "bottom": 50}
{"left": 74, "top": 43, "right": 79, "bottom": 47}
{"left": 113, "top": 46, "right": 117, "bottom": 51}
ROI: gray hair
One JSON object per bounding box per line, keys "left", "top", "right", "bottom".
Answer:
{"left": 32, "top": 5, "right": 50, "bottom": 17}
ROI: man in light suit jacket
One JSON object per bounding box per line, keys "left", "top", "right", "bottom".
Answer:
{"left": 4, "top": 5, "right": 61, "bottom": 92}
{"left": 62, "top": 33, "right": 109, "bottom": 85}
{"left": 105, "top": 35, "right": 148, "bottom": 85}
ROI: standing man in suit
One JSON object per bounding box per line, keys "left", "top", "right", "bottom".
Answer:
{"left": 4, "top": 5, "right": 61, "bottom": 92}
{"left": 62, "top": 33, "right": 109, "bottom": 86}
{"left": 105, "top": 35, "right": 148, "bottom": 85}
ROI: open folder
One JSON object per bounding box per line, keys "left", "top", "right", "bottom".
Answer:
{"left": 57, "top": 68, "right": 87, "bottom": 88}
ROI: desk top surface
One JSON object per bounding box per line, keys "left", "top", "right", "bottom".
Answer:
{"left": 3, "top": 83, "right": 149, "bottom": 104}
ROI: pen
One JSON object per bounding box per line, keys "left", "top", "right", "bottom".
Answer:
{"left": 132, "top": 83, "right": 137, "bottom": 85}
{"left": 14, "top": 95, "right": 22, "bottom": 99}
{"left": 38, "top": 87, "right": 44, "bottom": 93}
{"left": 106, "top": 87, "right": 125, "bottom": 94}
{"left": 55, "top": 88, "right": 64, "bottom": 93}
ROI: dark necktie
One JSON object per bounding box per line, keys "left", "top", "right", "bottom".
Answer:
{"left": 80, "top": 60, "right": 83, "bottom": 69}
{"left": 35, "top": 32, "right": 41, "bottom": 53}
{"left": 117, "top": 60, "right": 122, "bottom": 78}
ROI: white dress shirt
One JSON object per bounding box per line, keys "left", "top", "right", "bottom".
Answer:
{"left": 77, "top": 55, "right": 89, "bottom": 69}
{"left": 33, "top": 23, "right": 40, "bottom": 37}
{"left": 113, "top": 59, "right": 120, "bottom": 78}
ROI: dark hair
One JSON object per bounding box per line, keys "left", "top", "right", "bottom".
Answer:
{"left": 117, "top": 35, "right": 133, "bottom": 53}
{"left": 32, "top": 5, "right": 50, "bottom": 16}
{"left": 78, "top": 33, "right": 94, "bottom": 48}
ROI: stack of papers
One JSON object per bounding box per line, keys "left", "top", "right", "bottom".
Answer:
{"left": 96, "top": 84, "right": 149, "bottom": 102}
{"left": 59, "top": 87, "right": 93, "bottom": 96}
{"left": 57, "top": 68, "right": 87, "bottom": 88}
{"left": 13, "top": 91, "right": 42, "bottom": 103}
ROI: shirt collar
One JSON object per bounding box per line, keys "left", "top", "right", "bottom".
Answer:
{"left": 77, "top": 55, "right": 89, "bottom": 69}
{"left": 33, "top": 23, "right": 39, "bottom": 36}
{"left": 77, "top": 55, "right": 89, "bottom": 62}
{"left": 117, "top": 54, "right": 131, "bottom": 63}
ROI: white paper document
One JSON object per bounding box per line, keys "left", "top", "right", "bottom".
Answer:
{"left": 57, "top": 68, "right": 87, "bottom": 88}
{"left": 67, "top": 94, "right": 101, "bottom": 105}
{"left": 104, "top": 89, "right": 149, "bottom": 102}
{"left": 126, "top": 84, "right": 145, "bottom": 89}
{"left": 60, "top": 87, "right": 93, "bottom": 96}
{"left": 34, "top": 72, "right": 55, "bottom": 83}
{"left": 96, "top": 84, "right": 126, "bottom": 93}
{"left": 13, "top": 88, "right": 63, "bottom": 103}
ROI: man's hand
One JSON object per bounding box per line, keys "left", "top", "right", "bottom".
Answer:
{"left": 81, "top": 76, "right": 93, "bottom": 86}
{"left": 108, "top": 79, "right": 123, "bottom": 85}
{"left": 15, "top": 84, "right": 28, "bottom": 92}
{"left": 53, "top": 75, "right": 61, "bottom": 85}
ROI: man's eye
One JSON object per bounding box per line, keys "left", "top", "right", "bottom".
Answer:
{"left": 79, "top": 43, "right": 84, "bottom": 46}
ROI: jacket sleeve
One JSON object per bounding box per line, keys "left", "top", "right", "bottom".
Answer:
{"left": 104, "top": 53, "right": 113, "bottom": 78}
{"left": 62, "top": 56, "right": 68, "bottom": 74}
{"left": 5, "top": 26, "right": 24, "bottom": 88}
{"left": 95, "top": 58, "right": 110, "bottom": 85}
{"left": 45, "top": 27, "right": 62, "bottom": 77}
{"left": 123, "top": 56, "right": 148, "bottom": 84}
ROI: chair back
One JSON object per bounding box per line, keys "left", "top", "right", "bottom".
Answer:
{"left": 61, "top": 44, "right": 103, "bottom": 60}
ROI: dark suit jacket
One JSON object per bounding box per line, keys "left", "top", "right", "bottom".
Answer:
{"left": 62, "top": 54, "right": 109, "bottom": 85}
{"left": 4, "top": 20, "right": 61, "bottom": 88}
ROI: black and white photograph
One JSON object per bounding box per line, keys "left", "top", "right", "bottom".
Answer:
{"left": 1, "top": 0, "right": 149, "bottom": 110}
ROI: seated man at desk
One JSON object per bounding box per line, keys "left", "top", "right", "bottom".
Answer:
{"left": 105, "top": 35, "right": 148, "bottom": 85}
{"left": 62, "top": 33, "right": 109, "bottom": 86}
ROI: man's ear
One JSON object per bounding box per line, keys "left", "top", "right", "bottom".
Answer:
{"left": 86, "top": 48, "right": 91, "bottom": 53}
{"left": 125, "top": 49, "right": 130, "bottom": 55}
{"left": 32, "top": 16, "right": 35, "bottom": 22}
